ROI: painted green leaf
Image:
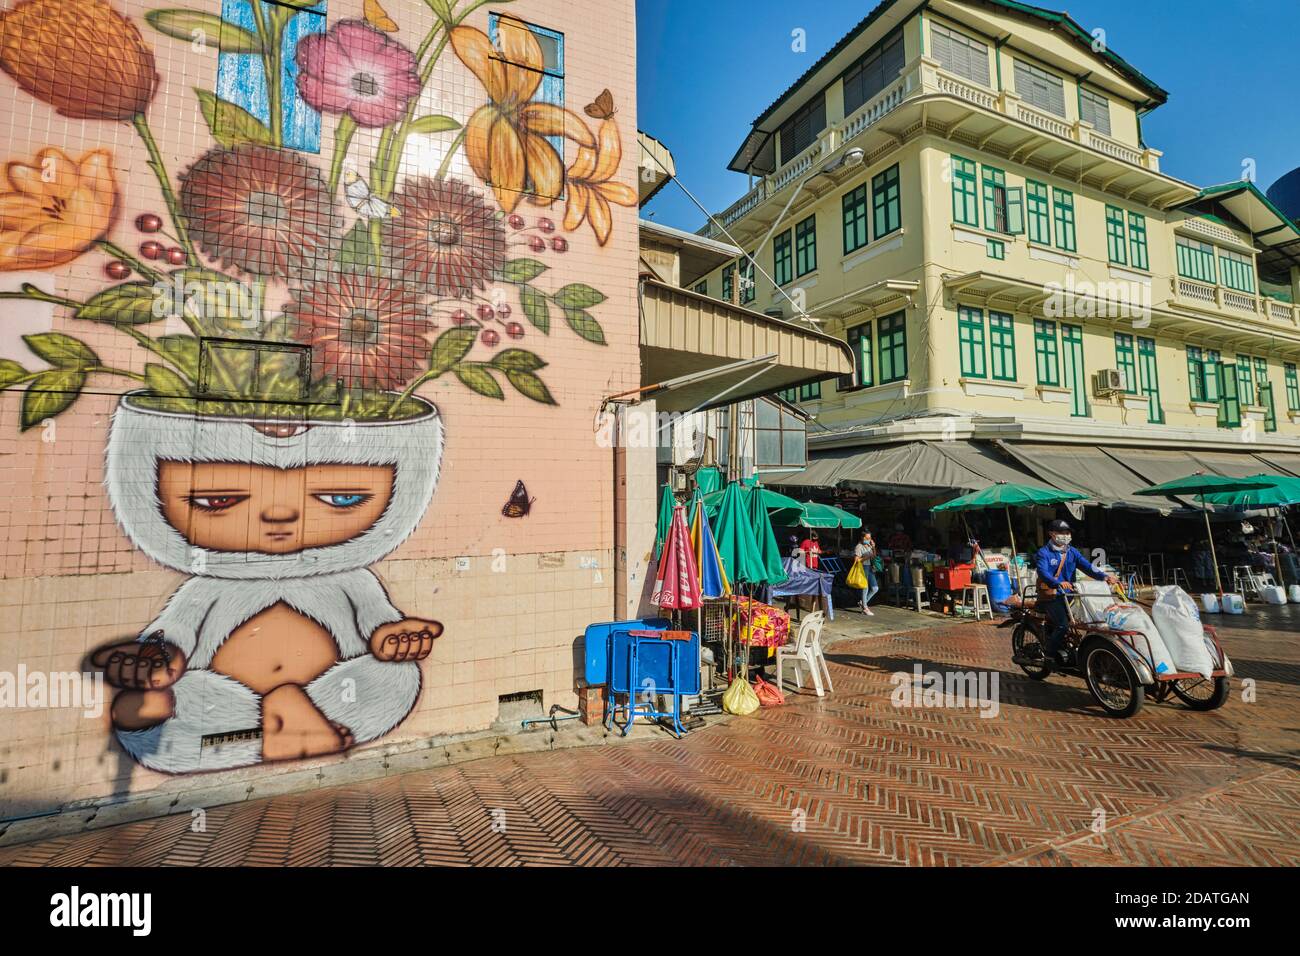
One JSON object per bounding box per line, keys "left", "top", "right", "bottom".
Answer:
{"left": 519, "top": 285, "right": 551, "bottom": 334}
{"left": 75, "top": 282, "right": 161, "bottom": 326}
{"left": 338, "top": 220, "right": 379, "bottom": 273}
{"left": 502, "top": 258, "right": 547, "bottom": 284}
{"left": 554, "top": 283, "right": 607, "bottom": 310}
{"left": 23, "top": 333, "right": 99, "bottom": 369}
{"left": 429, "top": 327, "right": 478, "bottom": 378}
{"left": 195, "top": 89, "right": 274, "bottom": 148}
{"left": 156, "top": 336, "right": 201, "bottom": 382}
{"left": 144, "top": 363, "right": 194, "bottom": 398}
{"left": 455, "top": 365, "right": 504, "bottom": 400}
{"left": 407, "top": 115, "right": 461, "bottom": 135}
{"left": 21, "top": 369, "right": 86, "bottom": 430}
{"left": 0, "top": 359, "right": 29, "bottom": 389}
{"left": 563, "top": 308, "right": 607, "bottom": 345}
{"left": 505, "top": 371, "right": 556, "bottom": 405}
{"left": 491, "top": 349, "right": 546, "bottom": 373}
{"left": 145, "top": 11, "right": 262, "bottom": 53}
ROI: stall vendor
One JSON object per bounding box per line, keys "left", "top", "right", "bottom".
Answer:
{"left": 1035, "top": 519, "right": 1118, "bottom": 665}
{"left": 800, "top": 531, "right": 822, "bottom": 569}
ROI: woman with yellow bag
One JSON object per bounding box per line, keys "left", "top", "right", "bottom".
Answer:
{"left": 850, "top": 530, "right": 880, "bottom": 616}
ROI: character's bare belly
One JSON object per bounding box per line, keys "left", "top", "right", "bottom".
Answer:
{"left": 210, "top": 602, "right": 340, "bottom": 694}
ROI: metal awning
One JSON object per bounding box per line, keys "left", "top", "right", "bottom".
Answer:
{"left": 996, "top": 441, "right": 1171, "bottom": 513}
{"left": 1182, "top": 181, "right": 1300, "bottom": 274}
{"left": 638, "top": 279, "right": 854, "bottom": 413}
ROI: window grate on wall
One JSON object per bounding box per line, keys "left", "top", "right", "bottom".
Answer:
{"left": 842, "top": 31, "right": 906, "bottom": 115}
{"left": 930, "top": 21, "right": 989, "bottom": 87}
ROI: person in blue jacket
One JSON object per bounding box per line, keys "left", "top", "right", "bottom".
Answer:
{"left": 1035, "top": 519, "right": 1118, "bottom": 664}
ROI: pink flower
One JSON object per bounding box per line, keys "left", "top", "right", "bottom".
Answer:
{"left": 295, "top": 20, "right": 420, "bottom": 128}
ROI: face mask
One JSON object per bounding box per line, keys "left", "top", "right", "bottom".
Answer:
{"left": 1051, "top": 534, "right": 1072, "bottom": 548}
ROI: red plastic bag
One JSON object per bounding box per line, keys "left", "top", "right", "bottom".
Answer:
{"left": 752, "top": 675, "right": 785, "bottom": 708}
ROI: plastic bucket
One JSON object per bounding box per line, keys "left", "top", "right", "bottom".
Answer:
{"left": 986, "top": 569, "right": 1013, "bottom": 612}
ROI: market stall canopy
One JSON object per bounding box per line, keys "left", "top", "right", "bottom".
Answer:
{"left": 1103, "top": 448, "right": 1213, "bottom": 487}
{"left": 932, "top": 483, "right": 1087, "bottom": 513}
{"left": 702, "top": 485, "right": 803, "bottom": 525}
{"left": 1199, "top": 474, "right": 1300, "bottom": 509}
{"left": 1250, "top": 452, "right": 1300, "bottom": 478}
{"left": 798, "top": 502, "right": 862, "bottom": 529}
{"left": 638, "top": 279, "right": 854, "bottom": 413}
{"left": 996, "top": 442, "right": 1175, "bottom": 513}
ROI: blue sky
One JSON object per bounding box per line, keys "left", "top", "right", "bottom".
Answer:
{"left": 636, "top": 0, "right": 1300, "bottom": 232}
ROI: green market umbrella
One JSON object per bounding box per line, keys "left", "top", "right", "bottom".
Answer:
{"left": 1199, "top": 474, "right": 1300, "bottom": 589}
{"left": 932, "top": 481, "right": 1087, "bottom": 560}
{"left": 799, "top": 501, "right": 862, "bottom": 529}
{"left": 654, "top": 484, "right": 675, "bottom": 560}
{"left": 710, "top": 481, "right": 767, "bottom": 585}
{"left": 703, "top": 484, "right": 803, "bottom": 526}
{"left": 747, "top": 480, "right": 789, "bottom": 585}
{"left": 1135, "top": 472, "right": 1277, "bottom": 594}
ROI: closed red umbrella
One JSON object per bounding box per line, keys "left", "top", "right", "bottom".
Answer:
{"left": 652, "top": 505, "right": 703, "bottom": 610}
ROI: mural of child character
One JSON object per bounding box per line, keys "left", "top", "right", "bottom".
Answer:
{"left": 92, "top": 396, "right": 444, "bottom": 774}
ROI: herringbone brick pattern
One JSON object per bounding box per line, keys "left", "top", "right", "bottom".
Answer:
{"left": 2, "top": 612, "right": 1297, "bottom": 866}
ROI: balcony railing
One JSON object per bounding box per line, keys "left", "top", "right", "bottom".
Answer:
{"left": 703, "top": 56, "right": 1166, "bottom": 238}
{"left": 1172, "top": 277, "right": 1300, "bottom": 325}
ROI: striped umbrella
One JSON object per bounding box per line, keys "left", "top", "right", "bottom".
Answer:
{"left": 690, "top": 490, "right": 731, "bottom": 599}
{"left": 652, "top": 505, "right": 703, "bottom": 610}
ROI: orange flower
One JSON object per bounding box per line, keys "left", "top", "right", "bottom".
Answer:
{"left": 0, "top": 148, "right": 119, "bottom": 271}
{"left": 450, "top": 21, "right": 594, "bottom": 213}
{"left": 0, "top": 0, "right": 158, "bottom": 121}
{"left": 561, "top": 117, "right": 637, "bottom": 246}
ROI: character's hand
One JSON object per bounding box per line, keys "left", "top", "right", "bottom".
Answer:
{"left": 1059, "top": 581, "right": 1074, "bottom": 592}
{"left": 92, "top": 638, "right": 187, "bottom": 690}
{"left": 369, "top": 618, "right": 443, "bottom": 662}
{"left": 1105, "top": 574, "right": 1120, "bottom": 587}
{"left": 261, "top": 684, "right": 353, "bottom": 761}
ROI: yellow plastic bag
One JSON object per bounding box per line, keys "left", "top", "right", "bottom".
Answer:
{"left": 722, "top": 676, "right": 760, "bottom": 716}
{"left": 846, "top": 558, "right": 869, "bottom": 589}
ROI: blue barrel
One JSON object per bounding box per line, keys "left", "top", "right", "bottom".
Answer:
{"left": 985, "top": 569, "right": 1013, "bottom": 612}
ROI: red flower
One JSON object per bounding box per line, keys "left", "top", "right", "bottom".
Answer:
{"left": 384, "top": 177, "right": 505, "bottom": 297}
{"left": 179, "top": 145, "right": 340, "bottom": 277}
{"left": 286, "top": 272, "right": 433, "bottom": 391}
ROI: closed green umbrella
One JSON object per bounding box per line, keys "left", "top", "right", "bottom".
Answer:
{"left": 932, "top": 481, "right": 1087, "bottom": 560}
{"left": 654, "top": 484, "right": 675, "bottom": 560}
{"left": 748, "top": 480, "right": 789, "bottom": 585}
{"left": 1135, "top": 472, "right": 1277, "bottom": 594}
{"left": 703, "top": 484, "right": 803, "bottom": 526}
{"left": 711, "top": 481, "right": 767, "bottom": 584}
{"left": 799, "top": 501, "right": 862, "bottom": 529}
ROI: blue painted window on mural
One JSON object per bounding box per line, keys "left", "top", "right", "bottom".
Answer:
{"left": 216, "top": 0, "right": 325, "bottom": 154}
{"left": 488, "top": 13, "right": 566, "bottom": 201}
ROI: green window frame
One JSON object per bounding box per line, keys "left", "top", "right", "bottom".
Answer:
{"left": 739, "top": 255, "right": 755, "bottom": 304}
{"left": 1105, "top": 205, "right": 1127, "bottom": 265}
{"left": 1186, "top": 347, "right": 1206, "bottom": 403}
{"left": 722, "top": 264, "right": 734, "bottom": 302}
{"left": 1261, "top": 382, "right": 1278, "bottom": 433}
{"left": 799, "top": 381, "right": 822, "bottom": 401}
{"left": 1176, "top": 237, "right": 1217, "bottom": 283}
{"left": 1235, "top": 354, "right": 1255, "bottom": 406}
{"left": 1114, "top": 333, "right": 1138, "bottom": 395}
{"left": 1254, "top": 356, "right": 1269, "bottom": 388}
{"left": 1286, "top": 363, "right": 1300, "bottom": 412}
{"left": 877, "top": 312, "right": 907, "bottom": 384}
{"left": 1218, "top": 361, "right": 1241, "bottom": 428}
{"left": 951, "top": 155, "right": 979, "bottom": 227}
{"left": 1137, "top": 336, "right": 1162, "bottom": 424}
{"left": 989, "top": 311, "right": 1017, "bottom": 381}
{"left": 843, "top": 183, "right": 870, "bottom": 254}
{"left": 795, "top": 214, "right": 817, "bottom": 276}
{"left": 693, "top": 280, "right": 708, "bottom": 296}
{"left": 987, "top": 238, "right": 1005, "bottom": 260}
{"left": 1033, "top": 319, "right": 1059, "bottom": 387}
{"left": 1127, "top": 212, "right": 1149, "bottom": 271}
{"left": 773, "top": 230, "right": 793, "bottom": 286}
{"left": 842, "top": 321, "right": 873, "bottom": 389}
{"left": 1219, "top": 249, "right": 1256, "bottom": 294}
{"left": 1204, "top": 349, "right": 1221, "bottom": 403}
{"left": 1026, "top": 180, "right": 1051, "bottom": 245}
{"left": 982, "top": 166, "right": 1006, "bottom": 234}
{"left": 958, "top": 306, "right": 987, "bottom": 378}
{"left": 872, "top": 164, "right": 901, "bottom": 238}
{"left": 1052, "top": 188, "right": 1076, "bottom": 252}
{"left": 1061, "top": 323, "right": 1088, "bottom": 417}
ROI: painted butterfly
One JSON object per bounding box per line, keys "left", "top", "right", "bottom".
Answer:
{"left": 344, "top": 170, "right": 400, "bottom": 221}
{"left": 502, "top": 480, "right": 535, "bottom": 518}
{"left": 584, "top": 89, "right": 617, "bottom": 120}
{"left": 363, "top": 0, "right": 399, "bottom": 32}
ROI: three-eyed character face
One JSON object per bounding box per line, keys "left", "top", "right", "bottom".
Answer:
{"left": 157, "top": 461, "right": 396, "bottom": 554}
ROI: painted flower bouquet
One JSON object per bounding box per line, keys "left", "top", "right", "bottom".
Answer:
{"left": 0, "top": 0, "right": 636, "bottom": 428}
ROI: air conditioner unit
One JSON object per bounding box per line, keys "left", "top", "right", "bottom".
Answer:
{"left": 671, "top": 470, "right": 687, "bottom": 492}
{"left": 1093, "top": 369, "right": 1124, "bottom": 396}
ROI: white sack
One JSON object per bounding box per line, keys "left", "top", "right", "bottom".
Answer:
{"left": 1102, "top": 603, "right": 1176, "bottom": 678}
{"left": 1151, "top": 586, "right": 1217, "bottom": 680}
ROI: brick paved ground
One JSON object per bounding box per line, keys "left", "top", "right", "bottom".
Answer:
{"left": 2, "top": 607, "right": 1296, "bottom": 866}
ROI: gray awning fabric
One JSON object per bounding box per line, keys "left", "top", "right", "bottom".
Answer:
{"left": 996, "top": 442, "right": 1169, "bottom": 513}
{"left": 1102, "top": 448, "right": 1207, "bottom": 486}
{"left": 768, "top": 440, "right": 1046, "bottom": 496}
{"left": 1186, "top": 450, "right": 1279, "bottom": 479}
{"left": 762, "top": 450, "right": 861, "bottom": 488}
{"left": 1252, "top": 452, "right": 1300, "bottom": 478}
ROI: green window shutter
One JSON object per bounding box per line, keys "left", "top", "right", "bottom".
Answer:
{"left": 1137, "top": 336, "right": 1162, "bottom": 424}
{"left": 694, "top": 280, "right": 708, "bottom": 295}
{"left": 1033, "top": 319, "right": 1059, "bottom": 386}
{"left": 1176, "top": 237, "right": 1217, "bottom": 283}
{"left": 951, "top": 155, "right": 979, "bottom": 227}
{"left": 1286, "top": 363, "right": 1299, "bottom": 412}
{"left": 1061, "top": 323, "right": 1088, "bottom": 417}
{"left": 1218, "top": 362, "right": 1241, "bottom": 427}
{"left": 1127, "top": 213, "right": 1149, "bottom": 270}
{"left": 740, "top": 255, "right": 755, "bottom": 304}
{"left": 1205, "top": 349, "right": 1220, "bottom": 403}
{"left": 1261, "top": 382, "right": 1277, "bottom": 432}
{"left": 877, "top": 312, "right": 907, "bottom": 383}
{"left": 872, "top": 164, "right": 901, "bottom": 238}
{"left": 795, "top": 214, "right": 817, "bottom": 276}
{"left": 982, "top": 166, "right": 1007, "bottom": 233}
{"left": 773, "top": 230, "right": 793, "bottom": 286}
{"left": 989, "top": 311, "right": 1017, "bottom": 381}
{"left": 958, "top": 306, "right": 987, "bottom": 378}
{"left": 841, "top": 322, "right": 873, "bottom": 389}
{"left": 1114, "top": 333, "right": 1137, "bottom": 394}
{"left": 1052, "top": 189, "right": 1076, "bottom": 252}
{"left": 800, "top": 381, "right": 822, "bottom": 401}
{"left": 1235, "top": 355, "right": 1254, "bottom": 405}
{"left": 843, "top": 184, "right": 869, "bottom": 253}
{"left": 1026, "top": 180, "right": 1051, "bottom": 245}
{"left": 1220, "top": 250, "right": 1256, "bottom": 294}
{"left": 1105, "top": 205, "right": 1127, "bottom": 265}
{"left": 1186, "top": 347, "right": 1205, "bottom": 403}
{"left": 722, "top": 264, "right": 734, "bottom": 301}
{"left": 1005, "top": 186, "right": 1024, "bottom": 235}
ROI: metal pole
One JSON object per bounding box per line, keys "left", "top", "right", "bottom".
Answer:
{"left": 1204, "top": 505, "right": 1224, "bottom": 595}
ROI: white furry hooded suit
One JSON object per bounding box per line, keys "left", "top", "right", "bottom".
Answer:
{"left": 104, "top": 397, "right": 443, "bottom": 774}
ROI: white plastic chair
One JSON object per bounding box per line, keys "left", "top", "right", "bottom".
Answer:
{"left": 776, "top": 610, "right": 833, "bottom": 697}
